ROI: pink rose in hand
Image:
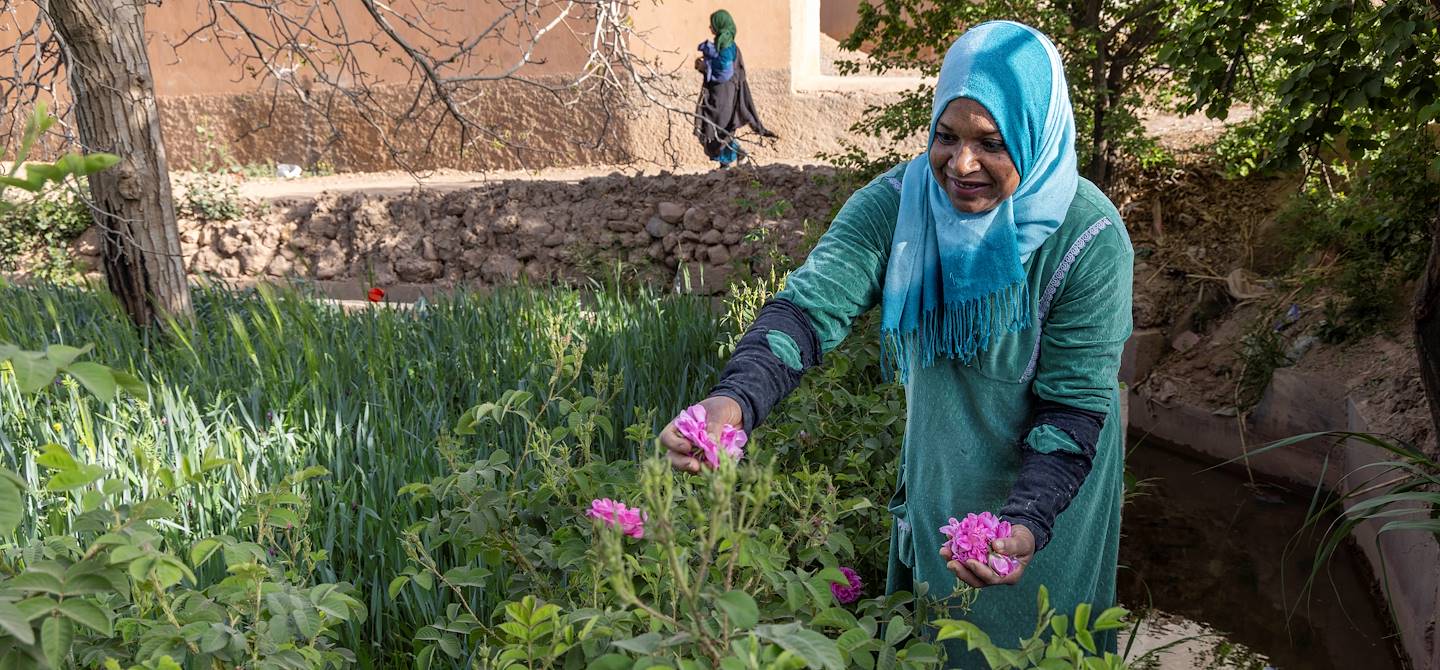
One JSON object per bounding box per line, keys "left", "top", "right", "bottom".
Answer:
{"left": 719, "top": 424, "right": 747, "bottom": 462}
{"left": 939, "top": 511, "right": 1019, "bottom": 577}
{"left": 675, "top": 403, "right": 747, "bottom": 467}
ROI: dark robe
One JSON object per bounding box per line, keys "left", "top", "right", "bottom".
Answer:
{"left": 694, "top": 47, "right": 771, "bottom": 160}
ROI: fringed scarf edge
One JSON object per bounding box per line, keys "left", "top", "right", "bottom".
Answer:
{"left": 880, "top": 279, "right": 1031, "bottom": 384}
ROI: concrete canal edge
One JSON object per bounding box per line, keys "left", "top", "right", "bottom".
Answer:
{"left": 1122, "top": 328, "right": 1439, "bottom": 669}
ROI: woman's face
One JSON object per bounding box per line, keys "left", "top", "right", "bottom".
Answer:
{"left": 928, "top": 98, "right": 1020, "bottom": 214}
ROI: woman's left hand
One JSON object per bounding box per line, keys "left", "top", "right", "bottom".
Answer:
{"left": 939, "top": 525, "right": 1036, "bottom": 588}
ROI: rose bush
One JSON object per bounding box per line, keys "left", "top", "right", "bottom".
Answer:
{"left": 2, "top": 291, "right": 1136, "bottom": 669}
{"left": 390, "top": 331, "right": 1133, "bottom": 669}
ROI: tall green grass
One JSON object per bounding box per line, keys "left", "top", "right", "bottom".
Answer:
{"left": 0, "top": 279, "right": 727, "bottom": 663}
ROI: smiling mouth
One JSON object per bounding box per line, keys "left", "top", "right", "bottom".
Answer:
{"left": 948, "top": 177, "right": 992, "bottom": 194}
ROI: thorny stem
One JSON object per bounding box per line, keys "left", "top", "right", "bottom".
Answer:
{"left": 609, "top": 550, "right": 723, "bottom": 662}
{"left": 409, "top": 539, "right": 482, "bottom": 623}
{"left": 148, "top": 575, "right": 203, "bottom": 656}
{"left": 499, "top": 529, "right": 551, "bottom": 600}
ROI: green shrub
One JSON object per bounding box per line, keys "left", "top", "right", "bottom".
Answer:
{"left": 1, "top": 103, "right": 116, "bottom": 281}
{"left": 0, "top": 194, "right": 92, "bottom": 280}
{"left": 1268, "top": 128, "right": 1440, "bottom": 338}
{"left": 180, "top": 174, "right": 243, "bottom": 222}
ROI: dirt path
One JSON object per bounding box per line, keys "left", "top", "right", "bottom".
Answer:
{"left": 222, "top": 159, "right": 819, "bottom": 201}
{"left": 216, "top": 109, "right": 1240, "bottom": 201}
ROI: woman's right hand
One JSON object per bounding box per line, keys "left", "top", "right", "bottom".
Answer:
{"left": 660, "top": 395, "right": 743, "bottom": 473}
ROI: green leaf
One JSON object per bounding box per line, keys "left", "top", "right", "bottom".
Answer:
{"left": 200, "top": 624, "right": 229, "bottom": 653}
{"left": 9, "top": 354, "right": 58, "bottom": 393}
{"left": 588, "top": 653, "right": 632, "bottom": 670}
{"left": 436, "top": 634, "right": 461, "bottom": 658}
{"left": 14, "top": 596, "right": 56, "bottom": 621}
{"left": 111, "top": 371, "right": 147, "bottom": 397}
{"left": 41, "top": 616, "right": 73, "bottom": 668}
{"left": 44, "top": 344, "right": 91, "bottom": 367}
{"left": 882, "top": 616, "right": 911, "bottom": 647}
{"left": 1075, "top": 603, "right": 1092, "bottom": 633}
{"left": 715, "top": 590, "right": 759, "bottom": 630}
{"left": 811, "top": 607, "right": 859, "bottom": 631}
{"left": 835, "top": 627, "right": 872, "bottom": 652}
{"left": 442, "top": 566, "right": 491, "bottom": 588}
{"left": 190, "top": 538, "right": 223, "bottom": 568}
{"left": 0, "top": 478, "right": 22, "bottom": 537}
{"left": 1093, "top": 607, "right": 1127, "bottom": 631}
{"left": 611, "top": 632, "right": 664, "bottom": 654}
{"left": 0, "top": 176, "right": 38, "bottom": 192}
{"left": 64, "top": 362, "right": 117, "bottom": 403}
{"left": 934, "top": 620, "right": 988, "bottom": 646}
{"left": 58, "top": 599, "right": 112, "bottom": 635}
{"left": 46, "top": 464, "right": 105, "bottom": 492}
{"left": 755, "top": 623, "right": 844, "bottom": 670}
{"left": 34, "top": 444, "right": 78, "bottom": 471}
{"left": 876, "top": 645, "right": 897, "bottom": 670}
{"left": 8, "top": 572, "right": 64, "bottom": 595}
{"left": 388, "top": 576, "right": 410, "bottom": 599}
{"left": 291, "top": 604, "right": 321, "bottom": 640}
{"left": 0, "top": 600, "right": 34, "bottom": 644}
{"left": 899, "top": 641, "right": 939, "bottom": 662}
{"left": 78, "top": 153, "right": 120, "bottom": 175}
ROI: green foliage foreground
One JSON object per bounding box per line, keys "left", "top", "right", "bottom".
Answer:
{"left": 0, "top": 282, "right": 1132, "bottom": 668}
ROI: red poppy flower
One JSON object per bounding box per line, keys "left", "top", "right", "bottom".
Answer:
{"left": 367, "top": 287, "right": 385, "bottom": 302}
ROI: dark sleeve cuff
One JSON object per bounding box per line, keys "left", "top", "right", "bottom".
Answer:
{"left": 1000, "top": 400, "right": 1106, "bottom": 552}
{"left": 708, "top": 298, "right": 820, "bottom": 431}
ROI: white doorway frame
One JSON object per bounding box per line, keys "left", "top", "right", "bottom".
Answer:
{"left": 788, "top": 0, "right": 930, "bottom": 93}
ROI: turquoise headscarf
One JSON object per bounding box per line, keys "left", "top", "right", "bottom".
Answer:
{"left": 880, "top": 20, "right": 1078, "bottom": 383}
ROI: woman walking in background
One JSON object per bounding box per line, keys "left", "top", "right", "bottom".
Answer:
{"left": 694, "top": 9, "right": 778, "bottom": 168}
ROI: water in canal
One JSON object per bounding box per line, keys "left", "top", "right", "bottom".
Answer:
{"left": 1118, "top": 433, "right": 1404, "bottom": 669}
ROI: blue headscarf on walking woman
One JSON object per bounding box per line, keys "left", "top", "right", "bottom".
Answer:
{"left": 880, "top": 20, "right": 1078, "bottom": 383}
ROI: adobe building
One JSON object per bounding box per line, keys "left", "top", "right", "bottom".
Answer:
{"left": 10, "top": 0, "right": 925, "bottom": 173}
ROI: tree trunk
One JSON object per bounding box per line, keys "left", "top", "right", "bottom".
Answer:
{"left": 1081, "top": 0, "right": 1110, "bottom": 188}
{"left": 46, "top": 0, "right": 191, "bottom": 328}
{"left": 1414, "top": 207, "right": 1440, "bottom": 438}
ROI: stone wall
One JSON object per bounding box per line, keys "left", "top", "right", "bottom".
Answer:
{"left": 77, "top": 164, "right": 852, "bottom": 295}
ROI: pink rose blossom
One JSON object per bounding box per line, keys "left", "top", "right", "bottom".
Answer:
{"left": 719, "top": 424, "right": 747, "bottom": 462}
{"left": 988, "top": 552, "right": 1020, "bottom": 576}
{"left": 674, "top": 403, "right": 747, "bottom": 468}
{"left": 588, "top": 498, "right": 647, "bottom": 538}
{"left": 829, "top": 566, "right": 864, "bottom": 604}
{"left": 939, "top": 512, "right": 1019, "bottom": 577}
{"left": 674, "top": 405, "right": 710, "bottom": 450}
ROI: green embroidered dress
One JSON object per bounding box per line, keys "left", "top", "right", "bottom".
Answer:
{"left": 776, "top": 164, "right": 1133, "bottom": 665}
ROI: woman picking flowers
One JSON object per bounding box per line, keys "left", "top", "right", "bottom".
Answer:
{"left": 661, "top": 20, "right": 1132, "bottom": 666}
